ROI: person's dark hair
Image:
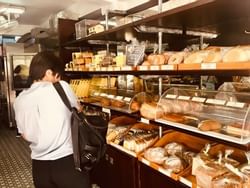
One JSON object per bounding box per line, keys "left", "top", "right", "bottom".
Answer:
{"left": 28, "top": 51, "right": 64, "bottom": 84}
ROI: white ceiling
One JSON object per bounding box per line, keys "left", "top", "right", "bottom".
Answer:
{"left": 0, "top": 0, "right": 148, "bottom": 35}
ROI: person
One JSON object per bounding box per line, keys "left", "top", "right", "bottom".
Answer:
{"left": 13, "top": 51, "right": 90, "bottom": 188}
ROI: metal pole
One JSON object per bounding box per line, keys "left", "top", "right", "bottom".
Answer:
{"left": 158, "top": 0, "right": 163, "bottom": 54}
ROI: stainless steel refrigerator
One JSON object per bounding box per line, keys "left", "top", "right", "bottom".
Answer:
{"left": 4, "top": 51, "right": 35, "bottom": 127}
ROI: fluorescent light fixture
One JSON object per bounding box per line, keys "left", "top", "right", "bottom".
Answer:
{"left": 0, "top": 6, "right": 25, "bottom": 14}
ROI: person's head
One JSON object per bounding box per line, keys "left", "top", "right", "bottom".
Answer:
{"left": 29, "top": 51, "right": 64, "bottom": 84}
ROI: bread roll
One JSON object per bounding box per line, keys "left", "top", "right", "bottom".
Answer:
{"left": 162, "top": 114, "right": 186, "bottom": 123}
{"left": 163, "top": 156, "right": 186, "bottom": 173}
{"left": 144, "top": 147, "right": 166, "bottom": 164}
{"left": 204, "top": 50, "right": 222, "bottom": 63}
{"left": 111, "top": 100, "right": 125, "bottom": 108}
{"left": 198, "top": 120, "right": 222, "bottom": 131}
{"left": 130, "top": 101, "right": 141, "bottom": 112}
{"left": 223, "top": 47, "right": 250, "bottom": 63}
{"left": 101, "top": 98, "right": 111, "bottom": 106}
{"left": 109, "top": 116, "right": 137, "bottom": 126}
{"left": 184, "top": 51, "right": 209, "bottom": 64}
{"left": 168, "top": 52, "right": 186, "bottom": 64}
{"left": 164, "top": 142, "right": 185, "bottom": 156}
{"left": 152, "top": 54, "right": 166, "bottom": 65}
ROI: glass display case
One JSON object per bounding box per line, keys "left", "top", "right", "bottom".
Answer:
{"left": 88, "top": 90, "right": 153, "bottom": 114}
{"left": 155, "top": 87, "right": 250, "bottom": 144}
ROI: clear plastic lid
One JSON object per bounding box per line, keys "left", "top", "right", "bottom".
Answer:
{"left": 156, "top": 87, "right": 250, "bottom": 144}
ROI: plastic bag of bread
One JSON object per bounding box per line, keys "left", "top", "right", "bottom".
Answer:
{"left": 192, "top": 143, "right": 213, "bottom": 176}
{"left": 195, "top": 162, "right": 228, "bottom": 188}
{"left": 144, "top": 147, "right": 166, "bottom": 164}
{"left": 162, "top": 156, "right": 187, "bottom": 173}
{"left": 164, "top": 142, "right": 186, "bottom": 156}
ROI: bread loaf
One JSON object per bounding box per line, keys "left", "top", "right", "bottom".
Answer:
{"left": 144, "top": 147, "right": 166, "bottom": 164}
{"left": 111, "top": 100, "right": 126, "bottom": 108}
{"left": 223, "top": 47, "right": 250, "bottom": 63}
{"left": 109, "top": 116, "right": 137, "bottom": 126}
{"left": 162, "top": 114, "right": 186, "bottom": 123}
{"left": 130, "top": 101, "right": 141, "bottom": 112}
{"left": 101, "top": 98, "right": 111, "bottom": 106}
{"left": 168, "top": 52, "right": 186, "bottom": 64}
{"left": 184, "top": 51, "right": 209, "bottom": 64}
{"left": 198, "top": 120, "right": 222, "bottom": 131}
{"left": 140, "top": 102, "right": 164, "bottom": 120}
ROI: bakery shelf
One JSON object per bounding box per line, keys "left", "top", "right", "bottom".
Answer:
{"left": 156, "top": 87, "right": 250, "bottom": 145}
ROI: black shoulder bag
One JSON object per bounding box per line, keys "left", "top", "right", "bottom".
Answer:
{"left": 53, "top": 82, "right": 108, "bottom": 171}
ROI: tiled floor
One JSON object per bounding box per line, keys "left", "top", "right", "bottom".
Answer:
{"left": 0, "top": 125, "right": 34, "bottom": 188}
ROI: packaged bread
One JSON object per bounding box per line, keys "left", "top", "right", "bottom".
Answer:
{"left": 144, "top": 147, "right": 166, "bottom": 164}
{"left": 163, "top": 156, "right": 187, "bottom": 173}
{"left": 164, "top": 142, "right": 186, "bottom": 156}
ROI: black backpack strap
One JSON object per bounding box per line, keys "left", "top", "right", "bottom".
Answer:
{"left": 53, "top": 82, "right": 72, "bottom": 111}
{"left": 53, "top": 82, "right": 81, "bottom": 171}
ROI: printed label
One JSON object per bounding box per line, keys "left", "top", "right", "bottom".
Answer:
{"left": 192, "top": 97, "right": 206, "bottom": 103}
{"left": 102, "top": 108, "right": 110, "bottom": 114}
{"left": 150, "top": 65, "right": 160, "bottom": 70}
{"left": 116, "top": 96, "right": 124, "bottom": 100}
{"left": 123, "top": 97, "right": 131, "bottom": 102}
{"left": 177, "top": 96, "right": 191, "bottom": 100}
{"left": 165, "top": 94, "right": 177, "bottom": 99}
{"left": 201, "top": 63, "right": 217, "bottom": 70}
{"left": 206, "top": 99, "right": 226, "bottom": 105}
{"left": 161, "top": 65, "right": 174, "bottom": 70}
{"left": 226, "top": 101, "right": 245, "bottom": 108}
{"left": 140, "top": 118, "right": 150, "bottom": 124}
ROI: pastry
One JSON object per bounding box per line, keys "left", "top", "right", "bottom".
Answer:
{"left": 198, "top": 120, "right": 222, "bottom": 131}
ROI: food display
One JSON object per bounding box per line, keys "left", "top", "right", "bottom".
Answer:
{"left": 156, "top": 87, "right": 250, "bottom": 144}
{"left": 140, "top": 131, "right": 209, "bottom": 180}
{"left": 192, "top": 143, "right": 249, "bottom": 188}
{"left": 108, "top": 122, "right": 159, "bottom": 155}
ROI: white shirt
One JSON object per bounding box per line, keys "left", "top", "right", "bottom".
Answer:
{"left": 14, "top": 80, "right": 79, "bottom": 160}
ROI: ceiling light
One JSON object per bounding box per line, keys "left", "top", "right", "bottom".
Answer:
{"left": 0, "top": 6, "right": 25, "bottom": 14}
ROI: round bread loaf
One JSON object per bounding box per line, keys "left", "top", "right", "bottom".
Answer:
{"left": 144, "top": 147, "right": 166, "bottom": 164}
{"left": 223, "top": 47, "right": 250, "bottom": 63}
{"left": 168, "top": 52, "right": 186, "bottom": 64}
{"left": 184, "top": 51, "right": 209, "bottom": 64}
{"left": 198, "top": 120, "right": 222, "bottom": 131}
{"left": 163, "top": 156, "right": 186, "bottom": 173}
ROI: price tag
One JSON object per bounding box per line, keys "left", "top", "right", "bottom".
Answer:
{"left": 140, "top": 118, "right": 150, "bottom": 124}
{"left": 101, "top": 67, "right": 107, "bottom": 71}
{"left": 192, "top": 97, "right": 206, "bottom": 103}
{"left": 123, "top": 97, "right": 131, "bottom": 102}
{"left": 114, "top": 67, "right": 121, "bottom": 71}
{"left": 102, "top": 108, "right": 110, "bottom": 114}
{"left": 100, "top": 93, "right": 107, "bottom": 97}
{"left": 150, "top": 65, "right": 160, "bottom": 70}
{"left": 139, "top": 66, "right": 148, "bottom": 71}
{"left": 161, "top": 65, "right": 174, "bottom": 70}
{"left": 177, "top": 96, "right": 191, "bottom": 100}
{"left": 116, "top": 96, "right": 124, "bottom": 100}
{"left": 165, "top": 94, "right": 177, "bottom": 99}
{"left": 141, "top": 158, "right": 150, "bottom": 166}
{"left": 95, "top": 67, "right": 101, "bottom": 71}
{"left": 121, "top": 66, "right": 133, "bottom": 71}
{"left": 206, "top": 99, "right": 226, "bottom": 105}
{"left": 226, "top": 101, "right": 245, "bottom": 108}
{"left": 93, "top": 92, "right": 100, "bottom": 96}
{"left": 107, "top": 67, "right": 113, "bottom": 71}
{"left": 201, "top": 63, "right": 217, "bottom": 70}
{"left": 108, "top": 95, "right": 115, "bottom": 99}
